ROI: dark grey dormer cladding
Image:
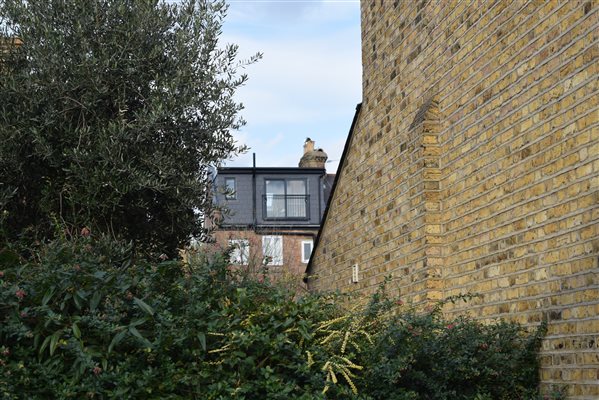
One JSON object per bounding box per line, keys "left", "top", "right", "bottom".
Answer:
{"left": 215, "top": 167, "right": 328, "bottom": 228}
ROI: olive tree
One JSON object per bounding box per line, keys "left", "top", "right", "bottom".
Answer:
{"left": 0, "top": 0, "right": 256, "bottom": 255}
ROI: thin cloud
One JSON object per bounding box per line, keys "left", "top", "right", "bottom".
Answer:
{"left": 227, "top": 0, "right": 324, "bottom": 22}
{"left": 226, "top": 30, "right": 361, "bottom": 125}
{"left": 266, "top": 133, "right": 285, "bottom": 149}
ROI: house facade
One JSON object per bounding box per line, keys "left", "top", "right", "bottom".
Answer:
{"left": 213, "top": 139, "right": 334, "bottom": 283}
{"left": 307, "top": 1, "right": 598, "bottom": 398}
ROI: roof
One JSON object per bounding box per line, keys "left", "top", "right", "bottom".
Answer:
{"left": 304, "top": 103, "right": 362, "bottom": 281}
{"left": 217, "top": 167, "right": 326, "bottom": 175}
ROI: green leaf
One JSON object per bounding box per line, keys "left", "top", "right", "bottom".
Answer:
{"left": 108, "top": 330, "right": 127, "bottom": 354}
{"left": 198, "top": 332, "right": 206, "bottom": 351}
{"left": 75, "top": 359, "right": 84, "bottom": 379}
{"left": 93, "top": 271, "right": 106, "bottom": 279}
{"left": 129, "top": 326, "right": 152, "bottom": 347}
{"left": 298, "top": 325, "right": 311, "bottom": 341}
{"left": 49, "top": 330, "right": 61, "bottom": 356}
{"left": 128, "top": 326, "right": 144, "bottom": 340}
{"left": 72, "top": 323, "right": 81, "bottom": 339}
{"left": 39, "top": 336, "right": 51, "bottom": 356}
{"left": 133, "top": 297, "right": 154, "bottom": 316}
{"left": 129, "top": 318, "right": 147, "bottom": 327}
{"left": 42, "top": 288, "right": 55, "bottom": 306}
{"left": 73, "top": 292, "right": 83, "bottom": 310}
{"left": 89, "top": 291, "right": 101, "bottom": 311}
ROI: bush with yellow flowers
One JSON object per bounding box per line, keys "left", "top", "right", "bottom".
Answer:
{"left": 0, "top": 233, "right": 559, "bottom": 399}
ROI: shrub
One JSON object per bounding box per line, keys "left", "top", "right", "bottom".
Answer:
{"left": 1, "top": 235, "right": 549, "bottom": 399}
{"left": 0, "top": 234, "right": 333, "bottom": 398}
{"left": 361, "top": 296, "right": 546, "bottom": 400}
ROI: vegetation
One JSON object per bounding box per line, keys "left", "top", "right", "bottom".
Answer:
{"left": 0, "top": 232, "right": 554, "bottom": 399}
{"left": 0, "top": 0, "right": 257, "bottom": 256}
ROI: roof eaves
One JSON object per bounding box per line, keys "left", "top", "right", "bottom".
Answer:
{"left": 217, "top": 167, "right": 326, "bottom": 175}
{"left": 304, "top": 103, "right": 362, "bottom": 283}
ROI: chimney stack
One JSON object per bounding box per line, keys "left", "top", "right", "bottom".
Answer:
{"left": 303, "top": 138, "right": 315, "bottom": 154}
{"left": 299, "top": 138, "right": 328, "bottom": 169}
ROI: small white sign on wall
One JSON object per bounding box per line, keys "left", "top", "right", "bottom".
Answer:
{"left": 351, "top": 264, "right": 359, "bottom": 283}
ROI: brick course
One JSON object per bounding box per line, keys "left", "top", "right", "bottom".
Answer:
{"left": 309, "top": 1, "right": 598, "bottom": 397}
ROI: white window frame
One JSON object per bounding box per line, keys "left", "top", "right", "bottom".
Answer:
{"left": 228, "top": 239, "right": 249, "bottom": 265}
{"left": 301, "top": 239, "right": 313, "bottom": 264}
{"left": 262, "top": 235, "right": 283, "bottom": 266}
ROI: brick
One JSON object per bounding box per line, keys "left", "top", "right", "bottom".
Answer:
{"left": 309, "top": 0, "right": 599, "bottom": 395}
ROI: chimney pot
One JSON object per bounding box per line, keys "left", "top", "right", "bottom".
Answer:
{"left": 303, "top": 139, "right": 315, "bottom": 154}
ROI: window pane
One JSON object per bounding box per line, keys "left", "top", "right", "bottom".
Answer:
{"left": 286, "top": 180, "right": 306, "bottom": 195}
{"left": 287, "top": 180, "right": 306, "bottom": 217}
{"left": 263, "top": 236, "right": 283, "bottom": 266}
{"left": 266, "top": 180, "right": 285, "bottom": 217}
{"left": 267, "top": 197, "right": 286, "bottom": 218}
{"left": 302, "top": 240, "right": 313, "bottom": 263}
{"left": 287, "top": 196, "right": 306, "bottom": 217}
{"left": 266, "top": 180, "right": 285, "bottom": 194}
{"left": 228, "top": 239, "right": 249, "bottom": 265}
{"left": 225, "top": 178, "right": 236, "bottom": 199}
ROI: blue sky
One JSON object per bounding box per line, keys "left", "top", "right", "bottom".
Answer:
{"left": 221, "top": 0, "right": 362, "bottom": 173}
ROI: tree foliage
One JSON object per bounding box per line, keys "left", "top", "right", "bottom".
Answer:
{"left": 0, "top": 0, "right": 256, "bottom": 255}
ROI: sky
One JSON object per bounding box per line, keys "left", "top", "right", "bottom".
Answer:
{"left": 221, "top": 0, "right": 362, "bottom": 173}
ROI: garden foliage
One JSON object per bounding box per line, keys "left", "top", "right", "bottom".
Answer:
{"left": 0, "top": 234, "right": 551, "bottom": 399}
{"left": 0, "top": 0, "right": 257, "bottom": 255}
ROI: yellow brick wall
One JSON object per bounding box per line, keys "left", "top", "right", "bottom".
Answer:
{"left": 309, "top": 0, "right": 598, "bottom": 397}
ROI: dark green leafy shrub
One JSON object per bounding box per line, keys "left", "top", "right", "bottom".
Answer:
{"left": 361, "top": 298, "right": 546, "bottom": 400}
{"left": 0, "top": 234, "right": 333, "bottom": 399}
{"left": 0, "top": 235, "right": 551, "bottom": 399}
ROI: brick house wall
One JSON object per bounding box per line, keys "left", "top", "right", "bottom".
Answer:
{"left": 308, "top": 1, "right": 598, "bottom": 397}
{"left": 213, "top": 229, "right": 314, "bottom": 289}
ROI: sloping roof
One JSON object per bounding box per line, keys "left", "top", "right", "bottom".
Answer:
{"left": 323, "top": 173, "right": 336, "bottom": 202}
{"left": 304, "top": 103, "right": 362, "bottom": 280}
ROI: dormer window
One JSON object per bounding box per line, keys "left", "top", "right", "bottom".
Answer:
{"left": 264, "top": 179, "right": 308, "bottom": 219}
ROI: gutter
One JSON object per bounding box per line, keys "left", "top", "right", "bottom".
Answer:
{"left": 304, "top": 103, "right": 362, "bottom": 284}
{"left": 218, "top": 167, "right": 325, "bottom": 174}
{"left": 218, "top": 224, "right": 321, "bottom": 231}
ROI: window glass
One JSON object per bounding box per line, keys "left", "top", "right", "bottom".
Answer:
{"left": 262, "top": 236, "right": 283, "bottom": 266}
{"left": 301, "top": 240, "right": 313, "bottom": 263}
{"left": 265, "top": 180, "right": 285, "bottom": 194}
{"left": 286, "top": 179, "right": 306, "bottom": 195}
{"left": 287, "top": 180, "right": 307, "bottom": 217}
{"left": 228, "top": 239, "right": 249, "bottom": 265}
{"left": 264, "top": 179, "right": 308, "bottom": 219}
{"left": 225, "top": 178, "right": 236, "bottom": 200}
{"left": 265, "top": 180, "right": 285, "bottom": 218}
